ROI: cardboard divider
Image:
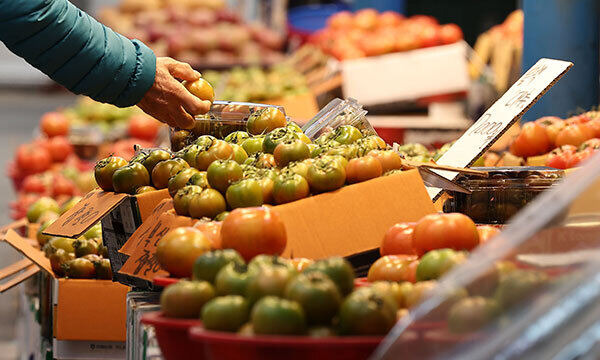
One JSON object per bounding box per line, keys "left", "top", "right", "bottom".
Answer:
{"left": 3, "top": 229, "right": 53, "bottom": 274}
{"left": 0, "top": 258, "right": 34, "bottom": 280}
{"left": 0, "top": 265, "right": 39, "bottom": 293}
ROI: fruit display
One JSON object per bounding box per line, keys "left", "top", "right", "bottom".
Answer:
{"left": 203, "top": 65, "right": 309, "bottom": 103}
{"left": 98, "top": 0, "right": 285, "bottom": 68}
{"left": 311, "top": 9, "right": 463, "bottom": 61}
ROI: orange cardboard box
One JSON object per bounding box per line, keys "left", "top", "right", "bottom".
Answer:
{"left": 266, "top": 92, "right": 320, "bottom": 125}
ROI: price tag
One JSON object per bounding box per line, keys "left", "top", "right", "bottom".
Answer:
{"left": 118, "top": 199, "right": 174, "bottom": 256}
{"left": 429, "top": 58, "right": 573, "bottom": 201}
{"left": 44, "top": 190, "right": 127, "bottom": 238}
{"left": 118, "top": 211, "right": 194, "bottom": 282}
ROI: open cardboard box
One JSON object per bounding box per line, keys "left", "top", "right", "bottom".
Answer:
{"left": 2, "top": 229, "right": 129, "bottom": 342}
{"left": 117, "top": 169, "right": 436, "bottom": 283}
{"left": 266, "top": 92, "right": 320, "bottom": 125}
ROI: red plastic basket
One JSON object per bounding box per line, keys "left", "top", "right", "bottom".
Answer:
{"left": 152, "top": 276, "right": 180, "bottom": 287}
{"left": 189, "top": 326, "right": 384, "bottom": 360}
{"left": 141, "top": 312, "right": 204, "bottom": 360}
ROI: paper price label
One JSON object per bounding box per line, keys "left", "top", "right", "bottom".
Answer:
{"left": 119, "top": 199, "right": 174, "bottom": 256}
{"left": 429, "top": 58, "right": 573, "bottom": 200}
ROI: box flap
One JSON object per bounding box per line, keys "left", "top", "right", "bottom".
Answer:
{"left": 3, "top": 229, "right": 54, "bottom": 275}
{"left": 274, "top": 169, "right": 436, "bottom": 259}
{"left": 0, "top": 265, "right": 39, "bottom": 292}
{"left": 135, "top": 189, "right": 171, "bottom": 222}
{"left": 118, "top": 211, "right": 195, "bottom": 281}
{"left": 44, "top": 190, "right": 128, "bottom": 238}
{"left": 119, "top": 199, "right": 174, "bottom": 256}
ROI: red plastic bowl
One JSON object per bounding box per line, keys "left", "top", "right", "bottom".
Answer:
{"left": 141, "top": 312, "right": 203, "bottom": 360}
{"left": 353, "top": 277, "right": 370, "bottom": 288}
{"left": 189, "top": 326, "right": 383, "bottom": 360}
{"left": 153, "top": 276, "right": 179, "bottom": 287}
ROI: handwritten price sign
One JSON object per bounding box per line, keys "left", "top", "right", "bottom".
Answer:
{"left": 428, "top": 58, "right": 573, "bottom": 201}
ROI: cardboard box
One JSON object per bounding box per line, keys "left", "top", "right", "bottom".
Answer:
{"left": 341, "top": 42, "right": 470, "bottom": 106}
{"left": 266, "top": 92, "right": 320, "bottom": 125}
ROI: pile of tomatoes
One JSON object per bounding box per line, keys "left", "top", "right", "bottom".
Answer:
{"left": 509, "top": 111, "right": 600, "bottom": 169}
{"left": 312, "top": 9, "right": 463, "bottom": 61}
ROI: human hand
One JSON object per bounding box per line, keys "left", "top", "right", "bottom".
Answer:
{"left": 137, "top": 57, "right": 212, "bottom": 129}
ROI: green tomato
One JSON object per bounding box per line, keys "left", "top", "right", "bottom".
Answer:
{"left": 48, "top": 237, "right": 76, "bottom": 253}
{"left": 262, "top": 127, "right": 299, "bottom": 154}
{"left": 215, "top": 263, "right": 257, "bottom": 296}
{"left": 187, "top": 171, "right": 210, "bottom": 188}
{"left": 246, "top": 265, "right": 297, "bottom": 305}
{"left": 202, "top": 295, "right": 250, "bottom": 332}
{"left": 62, "top": 258, "right": 96, "bottom": 279}
{"left": 94, "top": 258, "right": 113, "bottom": 280}
{"left": 142, "top": 149, "right": 172, "bottom": 175}
{"left": 37, "top": 219, "right": 56, "bottom": 246}
{"left": 284, "top": 272, "right": 342, "bottom": 325}
{"left": 173, "top": 185, "right": 204, "bottom": 216}
{"left": 248, "top": 255, "right": 295, "bottom": 273}
{"left": 231, "top": 144, "right": 249, "bottom": 164}
{"left": 83, "top": 223, "right": 102, "bottom": 240}
{"left": 224, "top": 131, "right": 250, "bottom": 145}
{"left": 251, "top": 296, "right": 306, "bottom": 335}
{"left": 273, "top": 139, "right": 310, "bottom": 167}
{"left": 333, "top": 125, "right": 362, "bottom": 145}
{"left": 168, "top": 168, "right": 200, "bottom": 197}
{"left": 27, "top": 197, "right": 59, "bottom": 223}
{"left": 273, "top": 173, "right": 310, "bottom": 205}
{"left": 214, "top": 211, "right": 229, "bottom": 221}
{"left": 416, "top": 249, "right": 467, "bottom": 281}
{"left": 494, "top": 270, "right": 548, "bottom": 309}
{"left": 73, "top": 238, "right": 99, "bottom": 258}
{"left": 207, "top": 160, "right": 244, "bottom": 193}
{"left": 447, "top": 296, "right": 500, "bottom": 334}
{"left": 151, "top": 158, "right": 189, "bottom": 189}
{"left": 160, "top": 280, "right": 215, "bottom": 319}
{"left": 306, "top": 158, "right": 346, "bottom": 193}
{"left": 112, "top": 162, "right": 150, "bottom": 194}
{"left": 241, "top": 136, "right": 264, "bottom": 155}
{"left": 193, "top": 249, "right": 245, "bottom": 284}
{"left": 180, "top": 145, "right": 203, "bottom": 167}
{"left": 225, "top": 179, "right": 263, "bottom": 209}
{"left": 337, "top": 287, "right": 397, "bottom": 336}
{"left": 303, "top": 257, "right": 355, "bottom": 296}
{"left": 49, "top": 248, "right": 74, "bottom": 277}
{"left": 188, "top": 189, "right": 227, "bottom": 219}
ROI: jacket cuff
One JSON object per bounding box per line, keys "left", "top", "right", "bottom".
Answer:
{"left": 113, "top": 40, "right": 156, "bottom": 108}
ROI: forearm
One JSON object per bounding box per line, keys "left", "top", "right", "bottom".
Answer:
{"left": 0, "top": 0, "right": 156, "bottom": 107}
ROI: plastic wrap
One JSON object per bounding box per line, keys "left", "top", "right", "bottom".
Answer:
{"left": 301, "top": 98, "right": 374, "bottom": 140}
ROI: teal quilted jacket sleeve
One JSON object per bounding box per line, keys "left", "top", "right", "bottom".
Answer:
{"left": 0, "top": 0, "right": 156, "bottom": 107}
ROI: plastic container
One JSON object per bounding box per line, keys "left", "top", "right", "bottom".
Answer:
{"left": 140, "top": 312, "right": 203, "bottom": 360}
{"left": 443, "top": 166, "right": 564, "bottom": 224}
{"left": 189, "top": 326, "right": 384, "bottom": 360}
{"left": 301, "top": 98, "right": 375, "bottom": 141}
{"left": 170, "top": 101, "right": 286, "bottom": 151}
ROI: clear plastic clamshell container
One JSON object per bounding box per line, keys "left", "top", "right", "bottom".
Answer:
{"left": 372, "top": 153, "right": 600, "bottom": 359}
{"left": 301, "top": 98, "right": 375, "bottom": 140}
{"left": 169, "top": 101, "right": 286, "bottom": 151}
{"left": 443, "top": 167, "right": 564, "bottom": 224}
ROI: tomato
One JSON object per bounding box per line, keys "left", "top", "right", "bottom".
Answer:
{"left": 307, "top": 158, "right": 346, "bottom": 193}
{"left": 94, "top": 156, "right": 128, "bottom": 191}
{"left": 345, "top": 156, "right": 383, "bottom": 184}
{"left": 291, "top": 258, "right": 314, "bottom": 272}
{"left": 247, "top": 108, "right": 287, "bottom": 135}
{"left": 193, "top": 249, "right": 244, "bottom": 283}
{"left": 332, "top": 125, "right": 362, "bottom": 145}
{"left": 241, "top": 136, "right": 264, "bottom": 155}
{"left": 160, "top": 280, "right": 215, "bottom": 318}
{"left": 173, "top": 185, "right": 204, "bottom": 216}
{"left": 438, "top": 23, "right": 463, "bottom": 44}
{"left": 447, "top": 296, "right": 499, "bottom": 334}
{"left": 476, "top": 225, "right": 501, "bottom": 244}
{"left": 73, "top": 239, "right": 99, "bottom": 258}
{"left": 545, "top": 145, "right": 577, "bottom": 169}
{"left": 367, "top": 150, "right": 403, "bottom": 173}
{"left": 494, "top": 269, "right": 547, "bottom": 309}
{"left": 273, "top": 139, "right": 310, "bottom": 167}
{"left": 49, "top": 248, "right": 74, "bottom": 277}
{"left": 245, "top": 152, "right": 277, "bottom": 169}
{"left": 189, "top": 189, "right": 227, "bottom": 219}
{"left": 94, "top": 258, "right": 113, "bottom": 280}
{"left": 580, "top": 138, "right": 600, "bottom": 151}
{"left": 367, "top": 255, "right": 418, "bottom": 283}
{"left": 37, "top": 220, "right": 55, "bottom": 246}
{"left": 535, "top": 116, "right": 565, "bottom": 145}
{"left": 48, "top": 237, "right": 76, "bottom": 253}
{"left": 224, "top": 131, "right": 251, "bottom": 144}
{"left": 27, "top": 197, "right": 59, "bottom": 223}
{"left": 251, "top": 175, "right": 275, "bottom": 205}
{"left": 273, "top": 173, "right": 310, "bottom": 205}
{"left": 179, "top": 145, "right": 202, "bottom": 167}
{"left": 246, "top": 265, "right": 297, "bottom": 304}
{"left": 183, "top": 78, "right": 215, "bottom": 102}
{"left": 416, "top": 249, "right": 467, "bottom": 281}
{"left": 413, "top": 213, "right": 480, "bottom": 255}
{"left": 156, "top": 227, "right": 212, "bottom": 278}
{"left": 262, "top": 128, "right": 300, "bottom": 154}
{"left": 231, "top": 144, "right": 248, "bottom": 164}
{"left": 112, "top": 162, "right": 150, "bottom": 194}
{"left": 215, "top": 262, "right": 257, "bottom": 296}
{"left": 584, "top": 118, "right": 600, "bottom": 138}
{"left": 337, "top": 287, "right": 397, "bottom": 336}
{"left": 63, "top": 258, "right": 95, "bottom": 279}
{"left": 22, "top": 174, "right": 48, "bottom": 194}
{"left": 225, "top": 179, "right": 264, "bottom": 209}
{"left": 221, "top": 206, "right": 286, "bottom": 261}
{"left": 196, "top": 140, "right": 234, "bottom": 170}
{"left": 151, "top": 158, "right": 189, "bottom": 189}
{"left": 202, "top": 295, "right": 250, "bottom": 332}
{"left": 195, "top": 221, "right": 222, "bottom": 248}
{"left": 136, "top": 186, "right": 156, "bottom": 194}
{"left": 215, "top": 211, "right": 229, "bottom": 221}
{"left": 555, "top": 124, "right": 594, "bottom": 147}
{"left": 281, "top": 161, "right": 310, "bottom": 179}
{"left": 207, "top": 160, "right": 243, "bottom": 193}
{"left": 142, "top": 149, "right": 172, "bottom": 175}
{"left": 251, "top": 296, "right": 306, "bottom": 335}
{"left": 40, "top": 111, "right": 69, "bottom": 137}
{"left": 509, "top": 122, "right": 551, "bottom": 157}
{"left": 16, "top": 144, "right": 52, "bottom": 175}
{"left": 51, "top": 175, "right": 77, "bottom": 198}
{"left": 46, "top": 136, "right": 73, "bottom": 163}
{"left": 128, "top": 114, "right": 161, "bottom": 141}
{"left": 566, "top": 149, "right": 593, "bottom": 168}
{"left": 381, "top": 223, "right": 416, "bottom": 256}
{"left": 284, "top": 272, "right": 342, "bottom": 325}
{"left": 324, "top": 144, "right": 359, "bottom": 160}
{"left": 168, "top": 168, "right": 200, "bottom": 197}
{"left": 187, "top": 171, "right": 209, "bottom": 188}
{"left": 566, "top": 114, "right": 590, "bottom": 125}
{"left": 303, "top": 257, "right": 355, "bottom": 296}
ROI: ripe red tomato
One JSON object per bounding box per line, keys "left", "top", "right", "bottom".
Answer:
{"left": 545, "top": 145, "right": 577, "bottom": 169}
{"left": 476, "top": 225, "right": 501, "bottom": 244}
{"left": 416, "top": 24, "right": 440, "bottom": 48}
{"left": 194, "top": 221, "right": 222, "bottom": 249}
{"left": 555, "top": 124, "right": 594, "bottom": 147}
{"left": 220, "top": 206, "right": 287, "bottom": 262}
{"left": 21, "top": 175, "right": 49, "bottom": 194}
{"left": 536, "top": 116, "right": 565, "bottom": 145}
{"left": 52, "top": 175, "right": 77, "bottom": 197}
{"left": 509, "top": 122, "right": 551, "bottom": 157}
{"left": 438, "top": 24, "right": 463, "bottom": 44}
{"left": 367, "top": 150, "right": 403, "bottom": 173}
{"left": 46, "top": 136, "right": 73, "bottom": 163}
{"left": 381, "top": 223, "right": 416, "bottom": 256}
{"left": 413, "top": 213, "right": 480, "bottom": 255}
{"left": 566, "top": 114, "right": 590, "bottom": 125}
{"left": 566, "top": 149, "right": 594, "bottom": 168}
{"left": 378, "top": 11, "right": 403, "bottom": 28}
{"left": 584, "top": 119, "right": 600, "bottom": 138}
{"left": 345, "top": 156, "right": 382, "bottom": 184}
{"left": 580, "top": 138, "right": 600, "bottom": 151}
{"left": 128, "top": 114, "right": 161, "bottom": 141}
{"left": 40, "top": 111, "right": 69, "bottom": 137}
{"left": 16, "top": 144, "right": 52, "bottom": 175}
{"left": 327, "top": 11, "right": 353, "bottom": 29}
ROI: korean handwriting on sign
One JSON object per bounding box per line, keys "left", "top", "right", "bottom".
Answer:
{"left": 61, "top": 201, "right": 100, "bottom": 227}
{"left": 134, "top": 220, "right": 169, "bottom": 248}
{"left": 504, "top": 90, "right": 532, "bottom": 109}
{"left": 468, "top": 113, "right": 503, "bottom": 142}
{"left": 133, "top": 249, "right": 162, "bottom": 276}
{"left": 515, "top": 62, "right": 548, "bottom": 87}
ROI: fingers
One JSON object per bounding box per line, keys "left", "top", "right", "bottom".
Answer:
{"left": 172, "top": 105, "right": 196, "bottom": 130}
{"left": 163, "top": 57, "right": 201, "bottom": 81}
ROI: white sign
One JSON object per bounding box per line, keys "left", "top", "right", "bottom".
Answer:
{"left": 429, "top": 58, "right": 573, "bottom": 200}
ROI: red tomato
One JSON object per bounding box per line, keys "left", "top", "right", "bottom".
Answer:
{"left": 381, "top": 223, "right": 416, "bottom": 256}
{"left": 410, "top": 15, "right": 439, "bottom": 26}
{"left": 566, "top": 114, "right": 590, "bottom": 125}
{"left": 416, "top": 25, "right": 440, "bottom": 48}
{"left": 509, "top": 122, "right": 551, "bottom": 157}
{"left": 220, "top": 206, "right": 287, "bottom": 262}
{"left": 327, "top": 11, "right": 353, "bottom": 29}
{"left": 40, "top": 111, "right": 69, "bottom": 137}
{"left": 16, "top": 144, "right": 52, "bottom": 175}
{"left": 536, "top": 116, "right": 565, "bottom": 145}
{"left": 46, "top": 136, "right": 73, "bottom": 163}
{"left": 345, "top": 156, "right": 383, "bottom": 184}
{"left": 476, "top": 225, "right": 501, "bottom": 244}
{"left": 566, "top": 149, "right": 594, "bottom": 168}
{"left": 545, "top": 145, "right": 577, "bottom": 169}
{"left": 413, "top": 213, "right": 480, "bottom": 255}
{"left": 128, "top": 114, "right": 161, "bottom": 141}
{"left": 194, "top": 221, "right": 222, "bottom": 250}
{"left": 438, "top": 24, "right": 463, "bottom": 44}
{"left": 584, "top": 119, "right": 600, "bottom": 138}
{"left": 21, "top": 175, "right": 49, "bottom": 194}
{"left": 378, "top": 11, "right": 403, "bottom": 28}
{"left": 52, "top": 175, "right": 77, "bottom": 197}
{"left": 555, "top": 124, "right": 594, "bottom": 147}
{"left": 353, "top": 8, "right": 378, "bottom": 31}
